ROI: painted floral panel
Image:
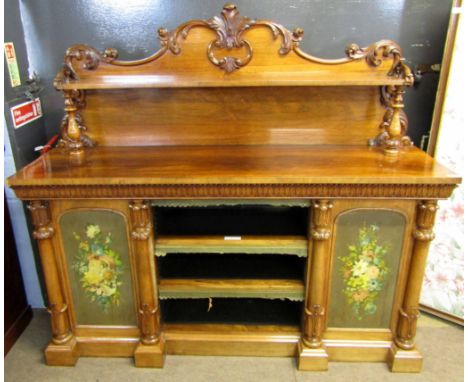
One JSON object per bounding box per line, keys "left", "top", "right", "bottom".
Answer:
{"left": 329, "top": 210, "right": 405, "bottom": 328}
{"left": 61, "top": 210, "right": 136, "bottom": 326}
{"left": 72, "top": 224, "right": 123, "bottom": 311}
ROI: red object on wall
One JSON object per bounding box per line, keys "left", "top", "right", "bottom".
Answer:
{"left": 10, "top": 98, "right": 42, "bottom": 129}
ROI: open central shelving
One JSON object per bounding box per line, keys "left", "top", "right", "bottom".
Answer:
{"left": 153, "top": 200, "right": 309, "bottom": 327}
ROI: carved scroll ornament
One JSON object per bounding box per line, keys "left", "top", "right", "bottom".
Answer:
{"left": 58, "top": 4, "right": 412, "bottom": 78}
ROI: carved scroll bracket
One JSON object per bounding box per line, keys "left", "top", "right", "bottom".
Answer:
{"left": 346, "top": 41, "right": 414, "bottom": 85}
{"left": 61, "top": 44, "right": 118, "bottom": 81}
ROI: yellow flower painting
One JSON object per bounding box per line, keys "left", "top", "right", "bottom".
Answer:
{"left": 339, "top": 224, "right": 390, "bottom": 320}
{"left": 72, "top": 224, "right": 123, "bottom": 311}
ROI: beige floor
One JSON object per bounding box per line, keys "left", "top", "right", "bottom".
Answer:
{"left": 5, "top": 309, "right": 464, "bottom": 382}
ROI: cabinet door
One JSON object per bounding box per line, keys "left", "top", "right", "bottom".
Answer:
{"left": 59, "top": 208, "right": 137, "bottom": 326}
{"left": 328, "top": 208, "right": 407, "bottom": 329}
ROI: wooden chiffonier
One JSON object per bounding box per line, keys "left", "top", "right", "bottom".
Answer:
{"left": 7, "top": 4, "right": 460, "bottom": 373}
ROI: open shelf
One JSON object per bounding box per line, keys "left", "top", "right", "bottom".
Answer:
{"left": 161, "top": 298, "right": 303, "bottom": 326}
{"left": 158, "top": 253, "right": 306, "bottom": 280}
{"left": 154, "top": 205, "right": 309, "bottom": 236}
{"left": 158, "top": 279, "right": 304, "bottom": 300}
{"left": 155, "top": 235, "right": 308, "bottom": 257}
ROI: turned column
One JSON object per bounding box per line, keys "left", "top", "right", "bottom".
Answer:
{"left": 129, "top": 200, "right": 165, "bottom": 367}
{"left": 28, "top": 201, "right": 72, "bottom": 343}
{"left": 28, "top": 201, "right": 78, "bottom": 365}
{"left": 396, "top": 200, "right": 437, "bottom": 348}
{"left": 389, "top": 200, "right": 438, "bottom": 372}
{"left": 384, "top": 85, "right": 405, "bottom": 157}
{"left": 63, "top": 89, "right": 85, "bottom": 164}
{"left": 298, "top": 200, "right": 333, "bottom": 370}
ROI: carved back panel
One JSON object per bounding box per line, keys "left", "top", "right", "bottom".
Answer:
{"left": 55, "top": 4, "right": 413, "bottom": 152}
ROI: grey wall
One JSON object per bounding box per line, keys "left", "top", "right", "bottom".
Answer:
{"left": 4, "top": 0, "right": 45, "bottom": 308}
{"left": 19, "top": 0, "right": 452, "bottom": 147}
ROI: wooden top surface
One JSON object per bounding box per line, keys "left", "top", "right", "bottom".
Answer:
{"left": 7, "top": 145, "right": 459, "bottom": 187}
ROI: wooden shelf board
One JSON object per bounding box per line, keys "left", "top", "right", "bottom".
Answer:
{"left": 158, "top": 279, "right": 305, "bottom": 300}
{"left": 155, "top": 235, "right": 308, "bottom": 257}
{"left": 54, "top": 74, "right": 408, "bottom": 90}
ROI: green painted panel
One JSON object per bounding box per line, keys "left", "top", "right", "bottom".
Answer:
{"left": 60, "top": 210, "right": 136, "bottom": 326}
{"left": 328, "top": 210, "right": 405, "bottom": 329}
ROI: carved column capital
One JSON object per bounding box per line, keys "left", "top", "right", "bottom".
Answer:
{"left": 129, "top": 200, "right": 152, "bottom": 240}
{"left": 310, "top": 200, "right": 333, "bottom": 241}
{"left": 28, "top": 201, "right": 55, "bottom": 240}
{"left": 412, "top": 200, "right": 437, "bottom": 241}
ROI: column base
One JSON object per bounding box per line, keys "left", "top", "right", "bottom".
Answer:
{"left": 134, "top": 338, "right": 166, "bottom": 368}
{"left": 297, "top": 340, "right": 328, "bottom": 371}
{"left": 44, "top": 337, "right": 79, "bottom": 366}
{"left": 387, "top": 343, "right": 423, "bottom": 373}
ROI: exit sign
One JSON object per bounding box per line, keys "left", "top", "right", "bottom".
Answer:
{"left": 11, "top": 98, "right": 43, "bottom": 129}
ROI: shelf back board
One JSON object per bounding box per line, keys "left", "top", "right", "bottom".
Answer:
{"left": 82, "top": 86, "right": 384, "bottom": 147}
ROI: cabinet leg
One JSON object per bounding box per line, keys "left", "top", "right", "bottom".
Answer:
{"left": 297, "top": 340, "right": 328, "bottom": 371}
{"left": 387, "top": 343, "right": 423, "bottom": 373}
{"left": 134, "top": 338, "right": 166, "bottom": 368}
{"left": 44, "top": 337, "right": 79, "bottom": 366}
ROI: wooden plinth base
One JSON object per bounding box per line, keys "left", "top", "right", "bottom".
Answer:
{"left": 387, "top": 343, "right": 423, "bottom": 373}
{"left": 134, "top": 339, "right": 166, "bottom": 368}
{"left": 297, "top": 341, "right": 328, "bottom": 371}
{"left": 44, "top": 337, "right": 79, "bottom": 366}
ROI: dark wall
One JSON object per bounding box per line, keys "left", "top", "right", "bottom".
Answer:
{"left": 19, "top": 0, "right": 452, "bottom": 147}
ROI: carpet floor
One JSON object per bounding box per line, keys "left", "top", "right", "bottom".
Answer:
{"left": 4, "top": 309, "right": 463, "bottom": 382}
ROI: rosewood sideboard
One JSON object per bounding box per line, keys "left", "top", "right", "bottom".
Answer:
{"left": 7, "top": 4, "right": 460, "bottom": 372}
